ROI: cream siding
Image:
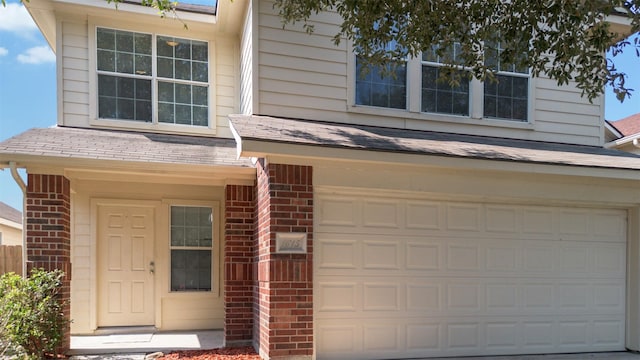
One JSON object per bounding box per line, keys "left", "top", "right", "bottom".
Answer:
{"left": 215, "top": 37, "right": 239, "bottom": 138}
{"left": 240, "top": 0, "right": 253, "bottom": 115}
{"left": 0, "top": 223, "right": 22, "bottom": 246}
{"left": 61, "top": 20, "right": 90, "bottom": 128}
{"left": 256, "top": 1, "right": 605, "bottom": 146}
{"left": 70, "top": 179, "right": 225, "bottom": 334}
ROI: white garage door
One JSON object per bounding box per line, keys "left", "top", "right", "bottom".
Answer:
{"left": 315, "top": 192, "right": 627, "bottom": 360}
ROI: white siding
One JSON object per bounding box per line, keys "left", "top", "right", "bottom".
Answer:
{"left": 256, "top": 1, "right": 604, "bottom": 146}
{"left": 240, "top": 1, "right": 253, "bottom": 115}
{"left": 61, "top": 20, "right": 90, "bottom": 128}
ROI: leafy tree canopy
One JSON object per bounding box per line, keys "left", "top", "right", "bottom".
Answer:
{"left": 4, "top": 0, "right": 639, "bottom": 102}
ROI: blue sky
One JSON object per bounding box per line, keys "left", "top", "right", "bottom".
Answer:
{"left": 0, "top": 1, "right": 640, "bottom": 213}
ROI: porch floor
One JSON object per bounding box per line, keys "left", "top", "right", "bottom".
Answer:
{"left": 69, "top": 329, "right": 224, "bottom": 356}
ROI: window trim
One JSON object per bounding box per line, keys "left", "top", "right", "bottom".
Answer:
{"left": 164, "top": 199, "right": 220, "bottom": 297}
{"left": 88, "top": 20, "right": 217, "bottom": 136}
{"left": 347, "top": 43, "right": 535, "bottom": 130}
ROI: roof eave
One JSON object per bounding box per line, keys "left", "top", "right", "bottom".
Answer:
{"left": 237, "top": 137, "right": 640, "bottom": 182}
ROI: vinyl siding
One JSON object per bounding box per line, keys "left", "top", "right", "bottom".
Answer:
{"left": 61, "top": 20, "right": 90, "bottom": 128}
{"left": 256, "top": 1, "right": 604, "bottom": 146}
{"left": 240, "top": 1, "right": 253, "bottom": 115}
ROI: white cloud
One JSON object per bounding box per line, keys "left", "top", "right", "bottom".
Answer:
{"left": 17, "top": 46, "right": 55, "bottom": 64}
{"left": 0, "top": 47, "right": 7, "bottom": 56}
{"left": 0, "top": 3, "right": 38, "bottom": 34}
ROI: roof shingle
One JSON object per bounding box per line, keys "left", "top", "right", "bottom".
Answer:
{"left": 610, "top": 113, "right": 640, "bottom": 137}
{"left": 229, "top": 114, "right": 640, "bottom": 171}
{"left": 0, "top": 127, "right": 251, "bottom": 168}
{"left": 0, "top": 201, "right": 22, "bottom": 224}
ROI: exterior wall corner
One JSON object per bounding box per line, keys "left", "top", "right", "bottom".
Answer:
{"left": 254, "top": 160, "right": 314, "bottom": 360}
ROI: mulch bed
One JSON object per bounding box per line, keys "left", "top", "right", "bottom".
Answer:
{"left": 158, "top": 347, "right": 261, "bottom": 360}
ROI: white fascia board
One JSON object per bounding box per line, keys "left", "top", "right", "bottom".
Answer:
{"left": 237, "top": 138, "right": 640, "bottom": 181}
{"left": 605, "top": 133, "right": 640, "bottom": 149}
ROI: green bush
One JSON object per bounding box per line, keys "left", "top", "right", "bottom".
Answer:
{"left": 0, "top": 269, "right": 69, "bottom": 359}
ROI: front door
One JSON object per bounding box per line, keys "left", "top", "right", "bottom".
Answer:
{"left": 97, "top": 204, "right": 155, "bottom": 327}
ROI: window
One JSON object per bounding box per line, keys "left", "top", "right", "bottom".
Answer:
{"left": 355, "top": 58, "right": 406, "bottom": 109}
{"left": 483, "top": 41, "right": 529, "bottom": 121}
{"left": 421, "top": 44, "right": 470, "bottom": 116}
{"left": 96, "top": 28, "right": 210, "bottom": 127}
{"left": 170, "top": 206, "right": 213, "bottom": 292}
{"left": 355, "top": 37, "right": 407, "bottom": 109}
{"left": 353, "top": 42, "right": 530, "bottom": 122}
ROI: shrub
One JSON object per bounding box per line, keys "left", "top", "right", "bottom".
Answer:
{"left": 0, "top": 269, "right": 69, "bottom": 359}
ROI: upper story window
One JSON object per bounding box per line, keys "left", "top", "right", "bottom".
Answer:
{"left": 96, "top": 28, "right": 210, "bottom": 127}
{"left": 483, "top": 41, "right": 529, "bottom": 122}
{"left": 355, "top": 38, "right": 407, "bottom": 109}
{"left": 354, "top": 43, "right": 530, "bottom": 123}
{"left": 421, "top": 44, "right": 470, "bottom": 116}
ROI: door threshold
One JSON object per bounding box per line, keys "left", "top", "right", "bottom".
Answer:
{"left": 94, "top": 326, "right": 157, "bottom": 335}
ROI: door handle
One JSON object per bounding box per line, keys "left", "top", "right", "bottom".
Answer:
{"left": 149, "top": 261, "right": 155, "bottom": 275}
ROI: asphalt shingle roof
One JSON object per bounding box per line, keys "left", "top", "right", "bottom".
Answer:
{"left": 0, "top": 201, "right": 22, "bottom": 224}
{"left": 0, "top": 126, "right": 251, "bottom": 168}
{"left": 229, "top": 114, "right": 640, "bottom": 171}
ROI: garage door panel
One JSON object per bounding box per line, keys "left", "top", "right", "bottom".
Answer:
{"left": 316, "top": 193, "right": 627, "bottom": 359}
{"left": 317, "top": 317, "right": 626, "bottom": 358}
{"left": 362, "top": 241, "right": 400, "bottom": 270}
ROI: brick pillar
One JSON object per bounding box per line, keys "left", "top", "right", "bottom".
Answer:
{"left": 224, "top": 185, "right": 256, "bottom": 346}
{"left": 25, "top": 174, "right": 71, "bottom": 353}
{"left": 255, "top": 160, "right": 313, "bottom": 360}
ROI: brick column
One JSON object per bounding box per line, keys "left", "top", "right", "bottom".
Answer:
{"left": 25, "top": 174, "right": 71, "bottom": 353}
{"left": 255, "top": 160, "right": 313, "bottom": 360}
{"left": 224, "top": 185, "right": 255, "bottom": 346}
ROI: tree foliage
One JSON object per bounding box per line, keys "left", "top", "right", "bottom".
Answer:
{"left": 0, "top": 269, "right": 69, "bottom": 359}
{"left": 273, "top": 0, "right": 640, "bottom": 102}
{"left": 3, "top": 0, "right": 639, "bottom": 101}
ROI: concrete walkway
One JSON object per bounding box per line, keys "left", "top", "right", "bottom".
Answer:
{"left": 67, "top": 330, "right": 640, "bottom": 359}
{"left": 69, "top": 329, "right": 224, "bottom": 356}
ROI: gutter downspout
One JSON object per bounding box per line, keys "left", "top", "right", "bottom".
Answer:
{"left": 9, "top": 162, "right": 27, "bottom": 278}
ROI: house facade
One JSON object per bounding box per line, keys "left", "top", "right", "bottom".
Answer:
{"left": 1, "top": 1, "right": 640, "bottom": 359}
{"left": 0, "top": 201, "right": 22, "bottom": 246}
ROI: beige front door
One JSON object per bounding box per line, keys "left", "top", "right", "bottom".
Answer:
{"left": 97, "top": 204, "right": 155, "bottom": 327}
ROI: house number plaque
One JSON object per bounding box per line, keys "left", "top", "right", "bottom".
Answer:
{"left": 275, "top": 233, "right": 307, "bottom": 254}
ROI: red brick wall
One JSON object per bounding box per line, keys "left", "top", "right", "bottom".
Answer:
{"left": 255, "top": 160, "right": 313, "bottom": 359}
{"left": 224, "top": 185, "right": 255, "bottom": 345}
{"left": 25, "top": 174, "right": 71, "bottom": 353}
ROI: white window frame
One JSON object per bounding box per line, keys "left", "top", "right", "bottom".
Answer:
{"left": 88, "top": 20, "right": 217, "bottom": 136}
{"left": 347, "top": 44, "right": 535, "bottom": 130}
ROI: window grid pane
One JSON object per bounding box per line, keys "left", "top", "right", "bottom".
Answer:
{"left": 98, "top": 74, "right": 152, "bottom": 122}
{"left": 421, "top": 65, "right": 470, "bottom": 116}
{"left": 355, "top": 56, "right": 406, "bottom": 109}
{"left": 170, "top": 206, "right": 213, "bottom": 292}
{"left": 484, "top": 74, "right": 528, "bottom": 122}
{"left": 158, "top": 82, "right": 209, "bottom": 126}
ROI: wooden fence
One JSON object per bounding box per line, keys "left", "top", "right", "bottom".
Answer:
{"left": 0, "top": 245, "right": 22, "bottom": 276}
